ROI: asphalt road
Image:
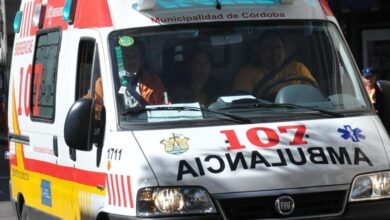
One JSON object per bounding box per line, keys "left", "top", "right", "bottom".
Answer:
{"left": 0, "top": 202, "right": 17, "bottom": 220}
{"left": 1, "top": 141, "right": 10, "bottom": 202}
{"left": 1, "top": 142, "right": 16, "bottom": 219}
{"left": 0, "top": 176, "right": 10, "bottom": 202}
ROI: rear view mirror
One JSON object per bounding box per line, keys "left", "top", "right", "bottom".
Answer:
{"left": 64, "top": 98, "right": 95, "bottom": 151}
{"left": 375, "top": 80, "right": 390, "bottom": 133}
{"left": 210, "top": 33, "right": 243, "bottom": 46}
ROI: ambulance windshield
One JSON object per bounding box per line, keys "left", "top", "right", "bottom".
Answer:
{"left": 109, "top": 21, "right": 371, "bottom": 124}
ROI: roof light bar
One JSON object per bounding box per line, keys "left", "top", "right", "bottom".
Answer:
{"left": 33, "top": 4, "right": 46, "bottom": 28}
{"left": 280, "top": 0, "right": 294, "bottom": 4}
{"left": 134, "top": 0, "right": 156, "bottom": 11}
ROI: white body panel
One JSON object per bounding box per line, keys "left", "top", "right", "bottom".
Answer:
{"left": 134, "top": 116, "right": 389, "bottom": 193}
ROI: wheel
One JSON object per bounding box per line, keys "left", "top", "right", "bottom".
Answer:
{"left": 253, "top": 75, "right": 317, "bottom": 99}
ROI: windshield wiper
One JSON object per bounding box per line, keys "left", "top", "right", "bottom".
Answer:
{"left": 121, "top": 106, "right": 252, "bottom": 124}
{"left": 220, "top": 103, "right": 344, "bottom": 117}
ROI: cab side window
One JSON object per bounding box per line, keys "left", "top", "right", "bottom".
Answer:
{"left": 76, "top": 39, "right": 103, "bottom": 116}
{"left": 31, "top": 29, "right": 61, "bottom": 122}
{"left": 76, "top": 39, "right": 95, "bottom": 100}
{"left": 76, "top": 39, "right": 105, "bottom": 147}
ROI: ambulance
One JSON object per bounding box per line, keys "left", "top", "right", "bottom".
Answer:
{"left": 7, "top": 0, "right": 390, "bottom": 219}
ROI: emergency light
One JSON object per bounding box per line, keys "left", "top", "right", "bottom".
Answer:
{"left": 63, "top": 0, "right": 78, "bottom": 23}
{"left": 280, "top": 0, "right": 294, "bottom": 4}
{"left": 135, "top": 0, "right": 156, "bottom": 11}
{"left": 33, "top": 4, "right": 46, "bottom": 28}
{"left": 13, "top": 11, "right": 22, "bottom": 33}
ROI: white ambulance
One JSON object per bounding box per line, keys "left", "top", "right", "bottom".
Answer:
{"left": 7, "top": 0, "right": 390, "bottom": 219}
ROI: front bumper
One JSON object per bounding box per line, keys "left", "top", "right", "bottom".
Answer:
{"left": 108, "top": 199, "right": 390, "bottom": 220}
{"left": 108, "top": 214, "right": 221, "bottom": 220}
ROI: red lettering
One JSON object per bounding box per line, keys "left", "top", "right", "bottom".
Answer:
{"left": 221, "top": 124, "right": 308, "bottom": 151}
{"left": 247, "top": 127, "right": 279, "bottom": 148}
{"left": 220, "top": 130, "right": 246, "bottom": 151}
{"left": 278, "top": 125, "right": 308, "bottom": 145}
{"left": 33, "top": 64, "right": 43, "bottom": 116}
{"left": 23, "top": 65, "right": 32, "bottom": 116}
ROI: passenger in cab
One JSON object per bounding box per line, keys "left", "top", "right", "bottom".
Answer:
{"left": 171, "top": 47, "right": 216, "bottom": 106}
{"left": 86, "top": 42, "right": 168, "bottom": 118}
{"left": 121, "top": 42, "right": 168, "bottom": 106}
{"left": 234, "top": 30, "right": 316, "bottom": 100}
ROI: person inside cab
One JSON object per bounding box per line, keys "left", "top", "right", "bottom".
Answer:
{"left": 85, "top": 40, "right": 168, "bottom": 119}
{"left": 171, "top": 47, "right": 216, "bottom": 106}
{"left": 234, "top": 30, "right": 316, "bottom": 100}
{"left": 121, "top": 42, "right": 168, "bottom": 107}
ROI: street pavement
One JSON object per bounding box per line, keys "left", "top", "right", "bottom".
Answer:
{"left": 1, "top": 142, "right": 16, "bottom": 219}
{"left": 0, "top": 202, "right": 17, "bottom": 220}
{"left": 1, "top": 141, "right": 10, "bottom": 202}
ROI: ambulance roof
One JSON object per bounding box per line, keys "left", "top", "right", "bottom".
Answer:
{"left": 108, "top": 0, "right": 329, "bottom": 30}
{"left": 16, "top": 0, "right": 330, "bottom": 36}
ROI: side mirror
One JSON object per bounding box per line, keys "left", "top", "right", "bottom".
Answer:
{"left": 64, "top": 98, "right": 95, "bottom": 151}
{"left": 375, "top": 80, "right": 390, "bottom": 133}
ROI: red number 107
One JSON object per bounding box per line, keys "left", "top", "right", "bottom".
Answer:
{"left": 220, "top": 125, "right": 308, "bottom": 150}
{"left": 17, "top": 64, "right": 42, "bottom": 116}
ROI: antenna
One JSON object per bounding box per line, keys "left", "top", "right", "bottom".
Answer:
{"left": 216, "top": 0, "right": 222, "bottom": 10}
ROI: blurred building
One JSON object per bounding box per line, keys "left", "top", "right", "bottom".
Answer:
{"left": 329, "top": 0, "right": 390, "bottom": 80}
{"left": 1, "top": 0, "right": 20, "bottom": 96}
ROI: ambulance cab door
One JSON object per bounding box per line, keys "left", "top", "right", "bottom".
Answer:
{"left": 26, "top": 28, "right": 74, "bottom": 218}
{"left": 65, "top": 29, "right": 107, "bottom": 219}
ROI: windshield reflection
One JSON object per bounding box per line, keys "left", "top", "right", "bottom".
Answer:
{"left": 109, "top": 21, "right": 369, "bottom": 124}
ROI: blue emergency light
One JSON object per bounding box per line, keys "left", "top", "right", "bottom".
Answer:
{"left": 13, "top": 11, "right": 22, "bottom": 33}
{"left": 63, "top": 0, "right": 78, "bottom": 23}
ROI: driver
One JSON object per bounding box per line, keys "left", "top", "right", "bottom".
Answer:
{"left": 234, "top": 30, "right": 316, "bottom": 100}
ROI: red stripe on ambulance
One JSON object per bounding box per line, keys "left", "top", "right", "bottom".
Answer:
{"left": 74, "top": 0, "right": 113, "bottom": 28}
{"left": 106, "top": 178, "right": 112, "bottom": 205}
{"left": 121, "top": 175, "right": 127, "bottom": 207}
{"left": 110, "top": 174, "right": 116, "bottom": 206}
{"left": 107, "top": 174, "right": 134, "bottom": 208}
{"left": 115, "top": 174, "right": 121, "bottom": 206}
{"left": 26, "top": 2, "right": 33, "bottom": 37}
{"left": 127, "top": 176, "right": 134, "bottom": 208}
{"left": 20, "top": 3, "right": 26, "bottom": 37}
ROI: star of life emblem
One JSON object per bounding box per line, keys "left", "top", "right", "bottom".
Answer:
{"left": 337, "top": 125, "right": 365, "bottom": 142}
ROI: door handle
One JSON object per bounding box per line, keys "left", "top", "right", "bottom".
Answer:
{"left": 53, "top": 136, "right": 58, "bottom": 157}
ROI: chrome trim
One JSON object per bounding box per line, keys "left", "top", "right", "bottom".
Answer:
{"left": 212, "top": 184, "right": 349, "bottom": 199}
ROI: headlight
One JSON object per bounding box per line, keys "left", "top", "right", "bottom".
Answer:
{"left": 350, "top": 171, "right": 390, "bottom": 202}
{"left": 137, "top": 187, "right": 216, "bottom": 217}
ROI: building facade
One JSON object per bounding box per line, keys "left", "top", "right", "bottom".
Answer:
{"left": 329, "top": 0, "right": 390, "bottom": 80}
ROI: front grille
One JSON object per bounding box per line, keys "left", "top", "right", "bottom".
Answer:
{"left": 218, "top": 190, "right": 347, "bottom": 219}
